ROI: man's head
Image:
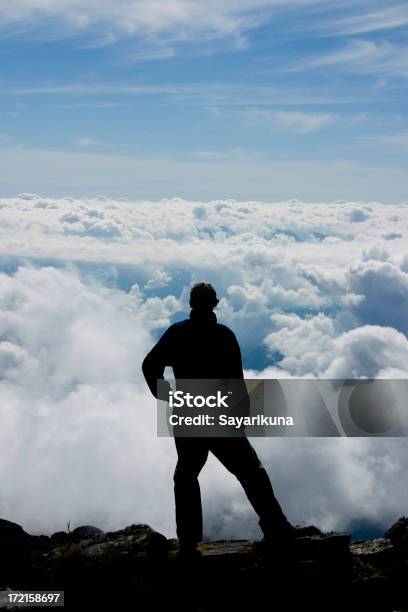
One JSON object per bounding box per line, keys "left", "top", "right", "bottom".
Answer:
{"left": 189, "top": 282, "right": 219, "bottom": 310}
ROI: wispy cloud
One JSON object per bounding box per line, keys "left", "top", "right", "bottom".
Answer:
{"left": 317, "top": 4, "right": 408, "bottom": 36}
{"left": 53, "top": 101, "right": 138, "bottom": 110}
{"left": 0, "top": 81, "right": 378, "bottom": 107}
{"left": 365, "top": 131, "right": 408, "bottom": 148}
{"left": 0, "top": 132, "right": 22, "bottom": 147}
{"left": 299, "top": 40, "right": 391, "bottom": 69}
{"left": 290, "top": 39, "right": 408, "bottom": 80}
{"left": 124, "top": 46, "right": 176, "bottom": 62}
{"left": 244, "top": 109, "right": 336, "bottom": 133}
{"left": 74, "top": 137, "right": 107, "bottom": 148}
{"left": 3, "top": 0, "right": 405, "bottom": 58}
{"left": 192, "top": 148, "right": 247, "bottom": 160}
{"left": 0, "top": 0, "right": 314, "bottom": 50}
{"left": 1, "top": 83, "right": 194, "bottom": 96}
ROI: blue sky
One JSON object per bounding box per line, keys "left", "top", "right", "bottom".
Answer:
{"left": 1, "top": 0, "right": 408, "bottom": 201}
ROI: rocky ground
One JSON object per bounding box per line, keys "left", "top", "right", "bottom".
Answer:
{"left": 1, "top": 517, "right": 408, "bottom": 610}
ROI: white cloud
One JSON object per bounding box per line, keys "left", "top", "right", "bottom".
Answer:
{"left": 0, "top": 264, "right": 181, "bottom": 535}
{"left": 0, "top": 0, "right": 322, "bottom": 51}
{"left": 1, "top": 195, "right": 408, "bottom": 538}
{"left": 264, "top": 312, "right": 336, "bottom": 375}
{"left": 1, "top": 81, "right": 374, "bottom": 109}
{"left": 293, "top": 39, "right": 408, "bottom": 80}
{"left": 301, "top": 40, "right": 391, "bottom": 69}
{"left": 346, "top": 258, "right": 408, "bottom": 334}
{"left": 1, "top": 1, "right": 407, "bottom": 60}
{"left": 361, "top": 242, "right": 391, "bottom": 261}
{"left": 0, "top": 133, "right": 19, "bottom": 147}
{"left": 324, "top": 325, "right": 408, "bottom": 378}
{"left": 244, "top": 109, "right": 336, "bottom": 133}
{"left": 369, "top": 131, "right": 408, "bottom": 148}
{"left": 347, "top": 206, "right": 371, "bottom": 222}
{"left": 124, "top": 46, "right": 176, "bottom": 61}
{"left": 317, "top": 5, "right": 408, "bottom": 36}
{"left": 75, "top": 137, "right": 105, "bottom": 148}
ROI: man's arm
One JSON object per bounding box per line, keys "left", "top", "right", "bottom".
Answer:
{"left": 229, "top": 330, "right": 245, "bottom": 379}
{"left": 228, "top": 330, "right": 250, "bottom": 417}
{"left": 142, "top": 327, "right": 174, "bottom": 399}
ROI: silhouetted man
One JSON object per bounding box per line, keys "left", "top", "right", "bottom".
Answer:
{"left": 142, "top": 282, "right": 294, "bottom": 556}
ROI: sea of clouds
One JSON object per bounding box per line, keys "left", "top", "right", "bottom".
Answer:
{"left": 1, "top": 193, "right": 408, "bottom": 539}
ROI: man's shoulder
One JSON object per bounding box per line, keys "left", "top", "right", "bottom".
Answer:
{"left": 164, "top": 319, "right": 190, "bottom": 333}
{"left": 215, "top": 322, "right": 236, "bottom": 338}
{"left": 164, "top": 318, "right": 236, "bottom": 337}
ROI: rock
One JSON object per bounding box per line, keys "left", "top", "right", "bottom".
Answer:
{"left": 351, "top": 532, "right": 408, "bottom": 608}
{"left": 0, "top": 519, "right": 26, "bottom": 537}
{"left": 351, "top": 538, "right": 396, "bottom": 572}
{"left": 351, "top": 537, "right": 394, "bottom": 558}
{"left": 293, "top": 524, "right": 322, "bottom": 537}
{"left": 1, "top": 517, "right": 408, "bottom": 610}
{"left": 385, "top": 516, "right": 408, "bottom": 552}
{"left": 29, "top": 523, "right": 170, "bottom": 610}
{"left": 32, "top": 523, "right": 168, "bottom": 592}
{"left": 71, "top": 525, "right": 103, "bottom": 540}
{"left": 0, "top": 519, "right": 52, "bottom": 587}
{"left": 51, "top": 531, "right": 70, "bottom": 546}
{"left": 294, "top": 532, "right": 351, "bottom": 561}
{"left": 50, "top": 525, "right": 103, "bottom": 547}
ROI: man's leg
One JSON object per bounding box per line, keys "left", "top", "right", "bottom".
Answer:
{"left": 174, "top": 437, "right": 209, "bottom": 550}
{"left": 209, "top": 436, "right": 292, "bottom": 539}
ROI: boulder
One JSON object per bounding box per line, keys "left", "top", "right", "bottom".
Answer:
{"left": 385, "top": 516, "right": 408, "bottom": 552}
{"left": 51, "top": 531, "right": 70, "bottom": 546}
{"left": 351, "top": 538, "right": 396, "bottom": 573}
{"left": 0, "top": 519, "right": 52, "bottom": 586}
{"left": 32, "top": 523, "right": 168, "bottom": 590}
{"left": 293, "top": 524, "right": 322, "bottom": 537}
{"left": 71, "top": 525, "right": 103, "bottom": 540}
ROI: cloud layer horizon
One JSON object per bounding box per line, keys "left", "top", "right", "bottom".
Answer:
{"left": 1, "top": 194, "right": 407, "bottom": 539}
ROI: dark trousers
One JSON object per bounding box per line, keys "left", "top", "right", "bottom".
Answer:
{"left": 174, "top": 436, "right": 290, "bottom": 547}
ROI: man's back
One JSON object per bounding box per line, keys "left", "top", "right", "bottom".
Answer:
{"left": 142, "top": 309, "right": 245, "bottom": 397}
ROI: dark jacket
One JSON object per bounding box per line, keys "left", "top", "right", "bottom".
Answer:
{"left": 142, "top": 309, "right": 246, "bottom": 399}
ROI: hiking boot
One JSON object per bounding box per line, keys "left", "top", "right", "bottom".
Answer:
{"left": 257, "top": 522, "right": 297, "bottom": 555}
{"left": 175, "top": 545, "right": 202, "bottom": 562}
{"left": 264, "top": 521, "right": 296, "bottom": 540}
